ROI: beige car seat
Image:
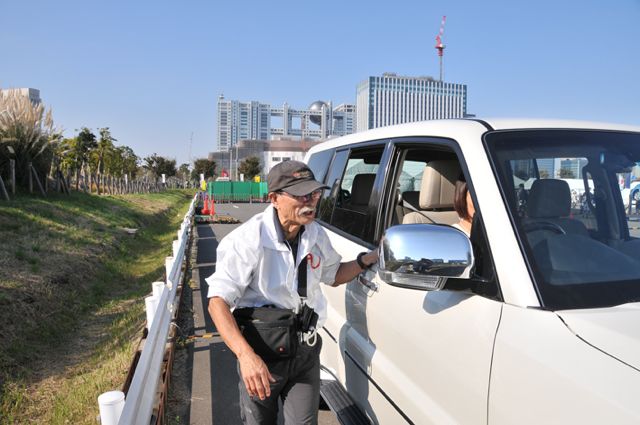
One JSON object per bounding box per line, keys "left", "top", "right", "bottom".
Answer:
{"left": 402, "top": 160, "right": 461, "bottom": 225}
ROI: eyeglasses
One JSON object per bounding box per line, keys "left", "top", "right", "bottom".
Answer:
{"left": 279, "top": 189, "right": 323, "bottom": 202}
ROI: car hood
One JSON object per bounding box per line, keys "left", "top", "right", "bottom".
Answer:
{"left": 557, "top": 302, "right": 640, "bottom": 370}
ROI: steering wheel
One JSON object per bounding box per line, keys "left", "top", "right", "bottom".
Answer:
{"left": 523, "top": 221, "right": 567, "bottom": 235}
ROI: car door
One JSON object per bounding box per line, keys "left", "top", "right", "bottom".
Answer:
{"left": 316, "top": 142, "right": 404, "bottom": 422}
{"left": 356, "top": 141, "right": 503, "bottom": 424}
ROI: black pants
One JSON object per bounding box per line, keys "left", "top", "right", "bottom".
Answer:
{"left": 238, "top": 335, "right": 322, "bottom": 425}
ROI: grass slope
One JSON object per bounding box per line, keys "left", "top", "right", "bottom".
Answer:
{"left": 0, "top": 189, "right": 194, "bottom": 424}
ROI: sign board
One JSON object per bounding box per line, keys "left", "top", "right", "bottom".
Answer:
{"left": 162, "top": 174, "right": 166, "bottom": 183}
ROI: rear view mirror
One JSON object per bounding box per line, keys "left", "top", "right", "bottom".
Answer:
{"left": 379, "top": 224, "right": 474, "bottom": 291}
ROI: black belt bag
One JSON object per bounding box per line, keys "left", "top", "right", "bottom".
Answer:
{"left": 234, "top": 252, "right": 317, "bottom": 361}
{"left": 233, "top": 307, "right": 297, "bottom": 361}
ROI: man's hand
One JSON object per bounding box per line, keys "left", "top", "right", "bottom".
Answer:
{"left": 361, "top": 250, "right": 379, "bottom": 268}
{"left": 208, "top": 297, "right": 276, "bottom": 400}
{"left": 333, "top": 248, "right": 380, "bottom": 285}
{"left": 238, "top": 350, "right": 276, "bottom": 400}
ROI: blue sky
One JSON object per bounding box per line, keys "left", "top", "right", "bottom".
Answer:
{"left": 2, "top": 0, "right": 639, "bottom": 165}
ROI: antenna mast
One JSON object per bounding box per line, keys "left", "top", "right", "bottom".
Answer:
{"left": 435, "top": 15, "right": 447, "bottom": 82}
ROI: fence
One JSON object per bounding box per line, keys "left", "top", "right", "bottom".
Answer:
{"left": 207, "top": 181, "right": 268, "bottom": 203}
{"left": 98, "top": 193, "right": 196, "bottom": 425}
{"left": 0, "top": 159, "right": 197, "bottom": 200}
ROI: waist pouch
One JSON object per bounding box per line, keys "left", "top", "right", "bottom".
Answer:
{"left": 233, "top": 307, "right": 297, "bottom": 361}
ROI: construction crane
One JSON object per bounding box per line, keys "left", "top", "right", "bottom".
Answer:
{"left": 435, "top": 15, "right": 447, "bottom": 82}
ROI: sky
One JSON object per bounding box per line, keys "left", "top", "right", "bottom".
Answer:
{"left": 1, "top": 0, "right": 639, "bottom": 166}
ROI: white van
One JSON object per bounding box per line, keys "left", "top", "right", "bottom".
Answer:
{"left": 304, "top": 119, "right": 640, "bottom": 425}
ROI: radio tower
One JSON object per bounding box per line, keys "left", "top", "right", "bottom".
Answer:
{"left": 435, "top": 15, "right": 447, "bottom": 82}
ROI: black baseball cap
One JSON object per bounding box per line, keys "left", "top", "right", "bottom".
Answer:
{"left": 267, "top": 160, "right": 329, "bottom": 196}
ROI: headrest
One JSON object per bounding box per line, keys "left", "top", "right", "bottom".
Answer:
{"left": 350, "top": 173, "right": 376, "bottom": 206}
{"left": 402, "top": 191, "right": 420, "bottom": 209}
{"left": 419, "top": 161, "right": 461, "bottom": 209}
{"left": 527, "top": 179, "right": 571, "bottom": 218}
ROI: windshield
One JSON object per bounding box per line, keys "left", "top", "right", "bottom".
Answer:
{"left": 485, "top": 130, "right": 640, "bottom": 310}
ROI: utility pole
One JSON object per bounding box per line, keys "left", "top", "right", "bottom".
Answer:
{"left": 435, "top": 15, "right": 447, "bottom": 82}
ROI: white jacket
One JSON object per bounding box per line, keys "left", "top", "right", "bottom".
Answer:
{"left": 206, "top": 204, "right": 342, "bottom": 328}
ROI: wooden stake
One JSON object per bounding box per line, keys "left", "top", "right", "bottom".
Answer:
{"left": 28, "top": 162, "right": 33, "bottom": 193}
{"left": 0, "top": 175, "right": 10, "bottom": 201}
{"left": 9, "top": 159, "right": 15, "bottom": 195}
{"left": 31, "top": 165, "right": 46, "bottom": 196}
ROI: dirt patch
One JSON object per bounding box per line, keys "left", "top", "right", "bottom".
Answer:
{"left": 166, "top": 240, "right": 197, "bottom": 424}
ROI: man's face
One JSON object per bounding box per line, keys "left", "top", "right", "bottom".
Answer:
{"left": 271, "top": 189, "right": 322, "bottom": 226}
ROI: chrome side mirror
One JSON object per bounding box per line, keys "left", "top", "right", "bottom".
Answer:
{"left": 379, "top": 224, "right": 474, "bottom": 291}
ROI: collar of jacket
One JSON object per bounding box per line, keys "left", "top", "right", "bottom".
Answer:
{"left": 261, "top": 205, "right": 319, "bottom": 260}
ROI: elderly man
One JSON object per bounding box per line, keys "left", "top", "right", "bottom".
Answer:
{"left": 207, "top": 160, "right": 377, "bottom": 425}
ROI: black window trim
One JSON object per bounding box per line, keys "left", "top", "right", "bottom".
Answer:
{"left": 313, "top": 138, "right": 390, "bottom": 249}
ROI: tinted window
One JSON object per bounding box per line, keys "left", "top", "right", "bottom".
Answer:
{"left": 306, "top": 148, "right": 334, "bottom": 184}
{"left": 326, "top": 147, "right": 384, "bottom": 243}
{"left": 318, "top": 150, "right": 349, "bottom": 223}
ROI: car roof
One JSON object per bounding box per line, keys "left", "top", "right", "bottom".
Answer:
{"left": 306, "top": 118, "right": 640, "bottom": 155}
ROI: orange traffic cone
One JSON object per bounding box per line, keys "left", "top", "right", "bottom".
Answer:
{"left": 210, "top": 195, "right": 216, "bottom": 216}
{"left": 202, "top": 194, "right": 210, "bottom": 215}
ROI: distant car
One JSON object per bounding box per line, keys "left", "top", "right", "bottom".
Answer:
{"left": 621, "top": 181, "right": 640, "bottom": 208}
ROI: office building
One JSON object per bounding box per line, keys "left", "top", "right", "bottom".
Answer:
{"left": 356, "top": 73, "right": 468, "bottom": 131}
{"left": 217, "top": 95, "right": 356, "bottom": 151}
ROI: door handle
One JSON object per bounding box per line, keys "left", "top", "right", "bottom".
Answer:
{"left": 358, "top": 273, "right": 378, "bottom": 292}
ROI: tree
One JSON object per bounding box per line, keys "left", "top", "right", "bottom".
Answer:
{"left": 0, "top": 89, "right": 60, "bottom": 187}
{"left": 238, "top": 156, "right": 262, "bottom": 180}
{"left": 191, "top": 158, "right": 216, "bottom": 180}
{"left": 110, "top": 145, "right": 139, "bottom": 178}
{"left": 91, "top": 127, "right": 117, "bottom": 175}
{"left": 143, "top": 153, "right": 176, "bottom": 180}
{"left": 178, "top": 163, "right": 191, "bottom": 180}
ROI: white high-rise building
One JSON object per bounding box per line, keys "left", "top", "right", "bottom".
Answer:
{"left": 217, "top": 96, "right": 271, "bottom": 151}
{"left": 217, "top": 95, "right": 356, "bottom": 151}
{"left": 332, "top": 103, "right": 356, "bottom": 136}
{"left": 356, "top": 73, "right": 468, "bottom": 131}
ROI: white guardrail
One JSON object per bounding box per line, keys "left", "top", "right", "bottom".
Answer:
{"left": 98, "top": 194, "right": 197, "bottom": 425}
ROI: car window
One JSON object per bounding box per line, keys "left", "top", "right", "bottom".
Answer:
{"left": 306, "top": 148, "right": 334, "bottom": 184}
{"left": 510, "top": 156, "right": 598, "bottom": 234}
{"left": 318, "top": 150, "right": 349, "bottom": 224}
{"left": 486, "top": 129, "right": 640, "bottom": 309}
{"left": 382, "top": 143, "right": 501, "bottom": 298}
{"left": 319, "top": 146, "right": 384, "bottom": 244}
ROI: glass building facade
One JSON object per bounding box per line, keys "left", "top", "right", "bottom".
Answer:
{"left": 356, "top": 73, "right": 468, "bottom": 131}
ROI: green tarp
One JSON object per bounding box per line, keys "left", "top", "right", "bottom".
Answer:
{"left": 207, "top": 181, "right": 268, "bottom": 202}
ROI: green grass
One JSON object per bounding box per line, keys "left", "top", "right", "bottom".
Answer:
{"left": 0, "top": 189, "right": 195, "bottom": 424}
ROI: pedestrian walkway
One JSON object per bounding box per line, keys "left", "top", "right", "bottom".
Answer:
{"left": 167, "top": 202, "right": 339, "bottom": 424}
